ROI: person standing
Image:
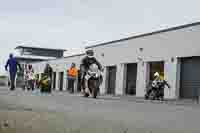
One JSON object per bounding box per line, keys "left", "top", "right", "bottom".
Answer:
{"left": 67, "top": 63, "right": 78, "bottom": 93}
{"left": 5, "top": 53, "right": 22, "bottom": 90}
{"left": 44, "top": 63, "right": 53, "bottom": 79}
{"left": 27, "top": 64, "right": 35, "bottom": 91}
{"left": 23, "top": 64, "right": 28, "bottom": 91}
{"left": 77, "top": 69, "right": 82, "bottom": 92}
{"left": 44, "top": 63, "right": 53, "bottom": 92}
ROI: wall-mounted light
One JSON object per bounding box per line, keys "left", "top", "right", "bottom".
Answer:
{"left": 139, "top": 48, "right": 143, "bottom": 52}
{"left": 142, "top": 61, "right": 144, "bottom": 66}
{"left": 137, "top": 57, "right": 142, "bottom": 61}
{"left": 171, "top": 57, "right": 174, "bottom": 63}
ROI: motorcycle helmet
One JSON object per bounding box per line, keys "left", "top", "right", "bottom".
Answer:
{"left": 86, "top": 49, "right": 94, "bottom": 58}
{"left": 154, "top": 72, "right": 160, "bottom": 77}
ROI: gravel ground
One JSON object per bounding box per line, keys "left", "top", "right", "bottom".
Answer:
{"left": 0, "top": 87, "right": 200, "bottom": 133}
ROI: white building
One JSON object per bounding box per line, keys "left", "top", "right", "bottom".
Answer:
{"left": 33, "top": 22, "right": 200, "bottom": 99}
{"left": 32, "top": 54, "right": 84, "bottom": 91}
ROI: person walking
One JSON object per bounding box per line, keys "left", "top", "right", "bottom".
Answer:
{"left": 67, "top": 63, "right": 78, "bottom": 93}
{"left": 5, "top": 53, "right": 22, "bottom": 90}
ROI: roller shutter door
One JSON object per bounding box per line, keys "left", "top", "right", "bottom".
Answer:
{"left": 180, "top": 57, "right": 200, "bottom": 98}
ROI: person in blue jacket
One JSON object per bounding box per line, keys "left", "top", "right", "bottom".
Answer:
{"left": 5, "top": 53, "right": 22, "bottom": 90}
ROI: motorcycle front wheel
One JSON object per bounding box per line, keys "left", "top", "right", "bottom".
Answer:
{"left": 89, "top": 79, "right": 98, "bottom": 99}
{"left": 84, "top": 93, "right": 89, "bottom": 97}
{"left": 149, "top": 91, "right": 156, "bottom": 100}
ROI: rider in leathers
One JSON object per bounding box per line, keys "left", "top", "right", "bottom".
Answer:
{"left": 148, "top": 72, "right": 170, "bottom": 99}
{"left": 80, "top": 49, "right": 103, "bottom": 96}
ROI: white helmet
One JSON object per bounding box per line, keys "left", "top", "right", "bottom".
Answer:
{"left": 154, "top": 72, "right": 160, "bottom": 77}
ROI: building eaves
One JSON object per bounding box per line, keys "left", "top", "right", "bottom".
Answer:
{"left": 15, "top": 55, "right": 56, "bottom": 60}
{"left": 15, "top": 45, "right": 67, "bottom": 51}
{"left": 32, "top": 53, "right": 85, "bottom": 64}
{"left": 85, "top": 21, "right": 200, "bottom": 49}
{"left": 15, "top": 57, "right": 47, "bottom": 61}
{"left": 64, "top": 53, "right": 85, "bottom": 59}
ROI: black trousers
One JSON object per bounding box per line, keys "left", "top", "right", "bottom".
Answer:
{"left": 68, "top": 78, "right": 75, "bottom": 93}
{"left": 28, "top": 80, "right": 35, "bottom": 91}
{"left": 9, "top": 72, "right": 17, "bottom": 90}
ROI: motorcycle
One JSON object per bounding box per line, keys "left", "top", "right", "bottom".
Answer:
{"left": 39, "top": 74, "right": 52, "bottom": 93}
{"left": 145, "top": 80, "right": 170, "bottom": 101}
{"left": 82, "top": 64, "right": 103, "bottom": 98}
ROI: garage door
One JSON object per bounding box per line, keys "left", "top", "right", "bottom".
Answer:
{"left": 59, "top": 72, "right": 64, "bottom": 91}
{"left": 180, "top": 57, "right": 200, "bottom": 98}
{"left": 107, "top": 66, "right": 117, "bottom": 95}
{"left": 126, "top": 63, "right": 137, "bottom": 95}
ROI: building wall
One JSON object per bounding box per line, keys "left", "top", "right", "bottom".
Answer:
{"left": 32, "top": 54, "right": 84, "bottom": 91}
{"left": 88, "top": 25, "right": 200, "bottom": 99}
{"left": 33, "top": 55, "right": 84, "bottom": 73}
{"left": 92, "top": 25, "right": 200, "bottom": 65}
{"left": 32, "top": 24, "right": 200, "bottom": 99}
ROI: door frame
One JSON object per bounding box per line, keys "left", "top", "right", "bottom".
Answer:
{"left": 59, "top": 72, "right": 64, "bottom": 91}
{"left": 147, "top": 61, "right": 165, "bottom": 82}
{"left": 125, "top": 63, "right": 138, "bottom": 95}
{"left": 106, "top": 66, "right": 117, "bottom": 95}
{"left": 53, "top": 72, "right": 56, "bottom": 90}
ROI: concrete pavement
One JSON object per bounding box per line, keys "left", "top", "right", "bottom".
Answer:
{"left": 0, "top": 87, "right": 200, "bottom": 133}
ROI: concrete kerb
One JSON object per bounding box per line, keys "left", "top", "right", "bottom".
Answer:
{"left": 4, "top": 87, "right": 200, "bottom": 107}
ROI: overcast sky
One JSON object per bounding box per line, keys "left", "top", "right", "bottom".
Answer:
{"left": 0, "top": 0, "right": 200, "bottom": 74}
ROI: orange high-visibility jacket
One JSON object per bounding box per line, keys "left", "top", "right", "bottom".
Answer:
{"left": 68, "top": 67, "right": 78, "bottom": 77}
